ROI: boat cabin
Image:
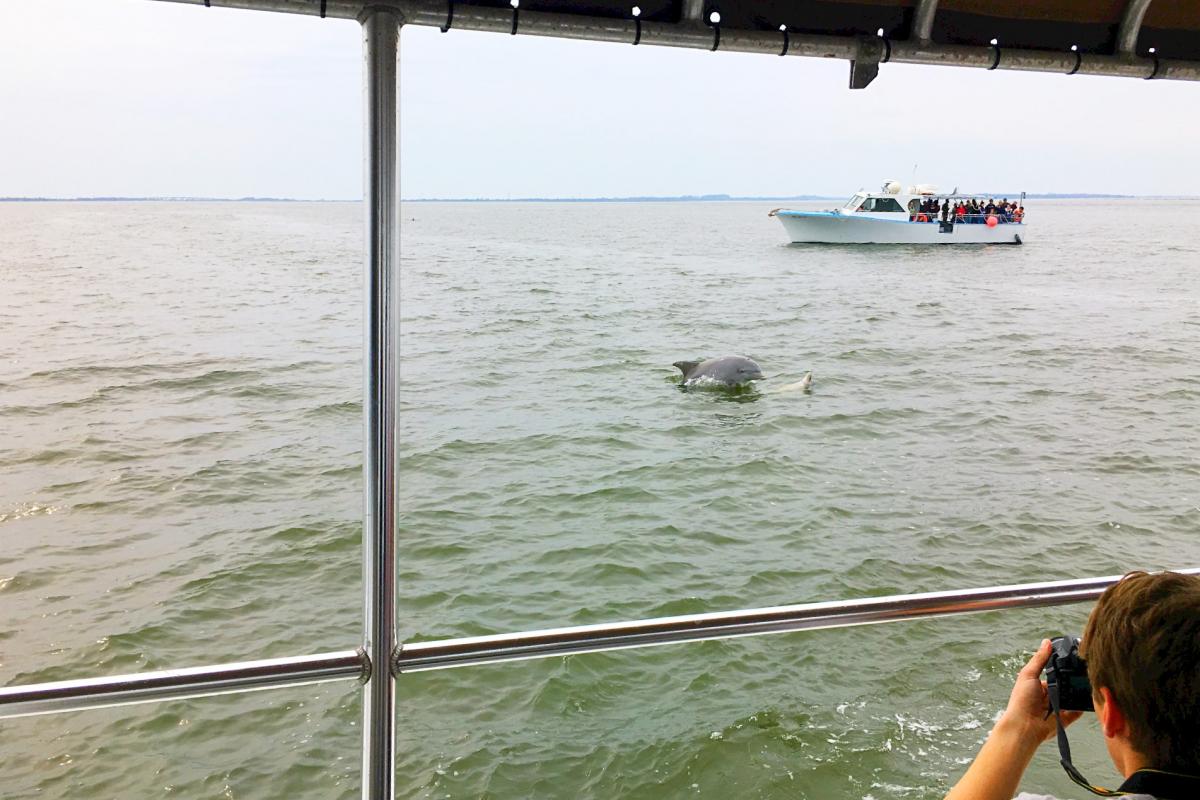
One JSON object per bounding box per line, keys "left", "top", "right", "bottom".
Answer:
{"left": 840, "top": 182, "right": 1023, "bottom": 223}
{"left": 840, "top": 181, "right": 939, "bottom": 217}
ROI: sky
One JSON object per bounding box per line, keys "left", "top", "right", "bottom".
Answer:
{"left": 2, "top": 0, "right": 1199, "bottom": 199}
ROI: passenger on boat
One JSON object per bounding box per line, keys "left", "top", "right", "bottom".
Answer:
{"left": 944, "top": 571, "right": 1200, "bottom": 800}
{"left": 1014, "top": 205, "right": 1025, "bottom": 222}
{"left": 941, "top": 199, "right": 950, "bottom": 223}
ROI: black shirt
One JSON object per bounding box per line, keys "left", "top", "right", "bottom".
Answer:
{"left": 1119, "top": 767, "right": 1200, "bottom": 799}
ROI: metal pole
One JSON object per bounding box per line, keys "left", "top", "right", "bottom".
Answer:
{"left": 1117, "top": 0, "right": 1155, "bottom": 55}
{"left": 680, "top": 0, "right": 704, "bottom": 23}
{"left": 394, "top": 569, "right": 1200, "bottom": 673}
{"left": 911, "top": 0, "right": 938, "bottom": 43}
{"left": 0, "top": 650, "right": 366, "bottom": 719}
{"left": 361, "top": 7, "right": 401, "bottom": 800}
{"left": 4, "top": 569, "right": 1197, "bottom": 720}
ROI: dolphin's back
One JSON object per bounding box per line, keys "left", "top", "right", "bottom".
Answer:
{"left": 684, "top": 356, "right": 763, "bottom": 385}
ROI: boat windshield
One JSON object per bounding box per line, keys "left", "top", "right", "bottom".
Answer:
{"left": 859, "top": 197, "right": 906, "bottom": 212}
{"left": 842, "top": 193, "right": 865, "bottom": 210}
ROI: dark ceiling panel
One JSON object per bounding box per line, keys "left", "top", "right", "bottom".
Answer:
{"left": 465, "top": 0, "right": 680, "bottom": 24}
{"left": 936, "top": 0, "right": 1125, "bottom": 25}
{"left": 1137, "top": 27, "right": 1200, "bottom": 60}
{"left": 453, "top": 0, "right": 1200, "bottom": 58}
{"left": 933, "top": 11, "right": 1115, "bottom": 53}
{"left": 705, "top": 0, "right": 910, "bottom": 37}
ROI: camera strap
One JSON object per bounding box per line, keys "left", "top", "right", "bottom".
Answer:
{"left": 1048, "top": 682, "right": 1126, "bottom": 797}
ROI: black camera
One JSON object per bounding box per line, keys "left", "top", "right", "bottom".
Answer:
{"left": 1044, "top": 635, "right": 1094, "bottom": 712}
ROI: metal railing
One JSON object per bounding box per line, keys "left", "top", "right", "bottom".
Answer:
{"left": 392, "top": 571, "right": 1200, "bottom": 672}
{"left": 914, "top": 213, "right": 1025, "bottom": 224}
{"left": 9, "top": 573, "right": 1200, "bottom": 718}
{"left": 3, "top": 2, "right": 1198, "bottom": 799}
{"left": 0, "top": 650, "right": 366, "bottom": 719}
{"left": 151, "top": 0, "right": 1200, "bottom": 84}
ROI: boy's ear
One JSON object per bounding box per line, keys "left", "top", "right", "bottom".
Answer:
{"left": 1097, "top": 686, "right": 1126, "bottom": 738}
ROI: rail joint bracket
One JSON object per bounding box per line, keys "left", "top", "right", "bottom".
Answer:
{"left": 850, "top": 35, "right": 884, "bottom": 89}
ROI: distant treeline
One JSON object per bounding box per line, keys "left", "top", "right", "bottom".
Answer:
{"left": 0, "top": 196, "right": 348, "bottom": 203}
{"left": 405, "top": 192, "right": 1141, "bottom": 203}
{"left": 406, "top": 194, "right": 836, "bottom": 202}
{"left": 2, "top": 193, "right": 1172, "bottom": 203}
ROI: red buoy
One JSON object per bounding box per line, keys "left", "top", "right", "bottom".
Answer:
{"left": 986, "top": 215, "right": 998, "bottom": 228}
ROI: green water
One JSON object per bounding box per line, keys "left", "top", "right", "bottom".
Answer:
{"left": 2, "top": 200, "right": 1198, "bottom": 798}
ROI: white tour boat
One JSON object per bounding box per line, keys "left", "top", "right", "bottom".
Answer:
{"left": 770, "top": 181, "right": 1027, "bottom": 244}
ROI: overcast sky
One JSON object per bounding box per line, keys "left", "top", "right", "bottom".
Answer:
{"left": 3, "top": 0, "right": 1198, "bottom": 199}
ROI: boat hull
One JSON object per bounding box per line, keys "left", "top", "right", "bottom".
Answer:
{"left": 775, "top": 211, "right": 1026, "bottom": 244}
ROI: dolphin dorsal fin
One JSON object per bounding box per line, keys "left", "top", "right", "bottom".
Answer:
{"left": 673, "top": 360, "right": 700, "bottom": 379}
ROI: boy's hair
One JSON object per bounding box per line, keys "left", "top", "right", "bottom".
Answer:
{"left": 1082, "top": 571, "right": 1200, "bottom": 772}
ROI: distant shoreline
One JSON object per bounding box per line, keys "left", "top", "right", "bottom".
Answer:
{"left": 401, "top": 192, "right": 1147, "bottom": 202}
{"left": 3, "top": 193, "right": 1187, "bottom": 203}
{"left": 0, "top": 196, "right": 352, "bottom": 203}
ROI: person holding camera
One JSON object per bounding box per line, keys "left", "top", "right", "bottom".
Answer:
{"left": 944, "top": 571, "right": 1200, "bottom": 800}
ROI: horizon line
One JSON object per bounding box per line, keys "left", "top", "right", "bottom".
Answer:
{"left": 4, "top": 192, "right": 1191, "bottom": 204}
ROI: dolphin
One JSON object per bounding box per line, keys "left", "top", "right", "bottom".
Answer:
{"left": 673, "top": 356, "right": 765, "bottom": 386}
{"left": 769, "top": 371, "right": 813, "bottom": 394}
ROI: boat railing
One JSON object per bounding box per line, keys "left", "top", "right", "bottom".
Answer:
{"left": 6, "top": 572, "right": 1200, "bottom": 717}
{"left": 5, "top": 572, "right": 1200, "bottom": 745}
{"left": 1, "top": 2, "right": 1193, "bottom": 799}
{"left": 910, "top": 213, "right": 1025, "bottom": 223}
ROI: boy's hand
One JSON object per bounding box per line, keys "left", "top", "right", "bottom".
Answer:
{"left": 999, "top": 639, "right": 1083, "bottom": 743}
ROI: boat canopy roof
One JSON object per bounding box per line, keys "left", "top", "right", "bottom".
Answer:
{"left": 840, "top": 187, "right": 1026, "bottom": 213}
{"left": 446, "top": 0, "right": 1199, "bottom": 59}
{"left": 852, "top": 191, "right": 1025, "bottom": 200}
{"left": 157, "top": 0, "right": 1200, "bottom": 88}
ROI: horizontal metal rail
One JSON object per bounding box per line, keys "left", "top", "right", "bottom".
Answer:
{"left": 0, "top": 649, "right": 365, "bottom": 719}
{"left": 393, "top": 570, "right": 1200, "bottom": 672}
{"left": 149, "top": 0, "right": 1200, "bottom": 83}
{"left": 4, "top": 571, "right": 1198, "bottom": 718}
